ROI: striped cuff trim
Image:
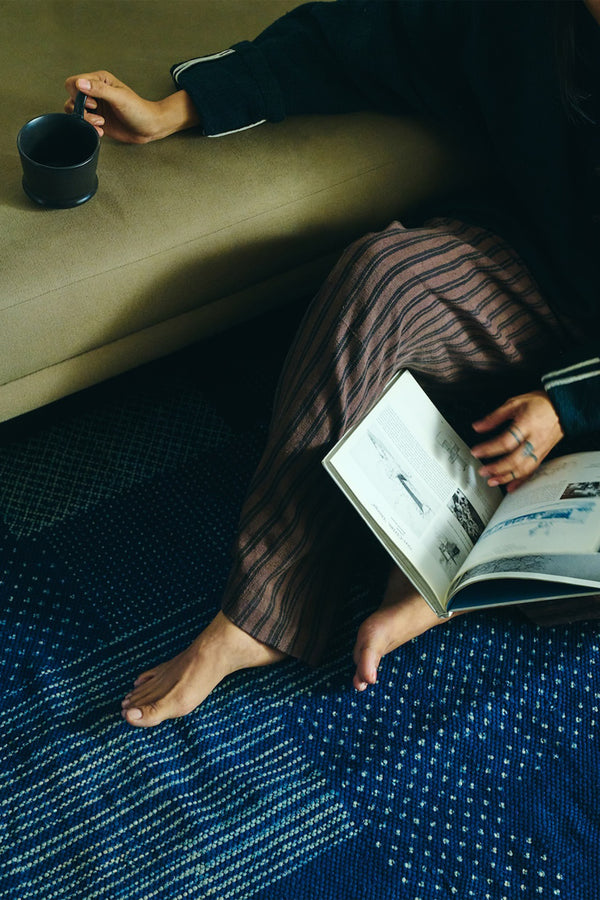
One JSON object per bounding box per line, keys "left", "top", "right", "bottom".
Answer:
{"left": 172, "top": 49, "right": 236, "bottom": 84}
{"left": 543, "top": 357, "right": 600, "bottom": 380}
{"left": 542, "top": 356, "right": 600, "bottom": 388}
{"left": 543, "top": 357, "right": 600, "bottom": 390}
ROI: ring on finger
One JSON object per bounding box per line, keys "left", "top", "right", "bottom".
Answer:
{"left": 509, "top": 425, "right": 524, "bottom": 447}
{"left": 521, "top": 440, "right": 538, "bottom": 462}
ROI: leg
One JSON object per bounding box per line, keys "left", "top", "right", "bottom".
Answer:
{"left": 122, "top": 219, "right": 571, "bottom": 725}
{"left": 221, "top": 218, "right": 570, "bottom": 661}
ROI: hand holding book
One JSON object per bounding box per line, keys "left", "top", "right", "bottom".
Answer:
{"left": 471, "top": 391, "right": 565, "bottom": 492}
{"left": 323, "top": 371, "right": 600, "bottom": 617}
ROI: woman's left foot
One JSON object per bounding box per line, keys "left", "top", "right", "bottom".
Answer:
{"left": 352, "top": 566, "right": 458, "bottom": 691}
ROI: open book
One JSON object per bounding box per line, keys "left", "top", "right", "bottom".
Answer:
{"left": 323, "top": 370, "right": 600, "bottom": 617}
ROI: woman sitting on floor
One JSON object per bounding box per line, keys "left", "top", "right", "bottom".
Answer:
{"left": 65, "top": 0, "right": 600, "bottom": 727}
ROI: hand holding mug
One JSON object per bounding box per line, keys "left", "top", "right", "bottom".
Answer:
{"left": 64, "top": 71, "right": 200, "bottom": 143}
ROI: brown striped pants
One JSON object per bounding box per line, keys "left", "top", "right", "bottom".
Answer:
{"left": 221, "top": 219, "right": 599, "bottom": 664}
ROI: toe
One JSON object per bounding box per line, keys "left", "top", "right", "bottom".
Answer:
{"left": 122, "top": 706, "right": 144, "bottom": 725}
{"left": 121, "top": 683, "right": 150, "bottom": 708}
{"left": 122, "top": 699, "right": 169, "bottom": 728}
{"left": 352, "top": 673, "right": 369, "bottom": 692}
{"left": 133, "top": 671, "right": 156, "bottom": 688}
{"left": 353, "top": 645, "right": 380, "bottom": 690}
{"left": 121, "top": 679, "right": 198, "bottom": 727}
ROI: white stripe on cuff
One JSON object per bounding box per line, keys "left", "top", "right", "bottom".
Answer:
{"left": 543, "top": 368, "right": 600, "bottom": 390}
{"left": 172, "top": 49, "right": 235, "bottom": 83}
{"left": 207, "top": 119, "right": 267, "bottom": 137}
{"left": 542, "top": 357, "right": 600, "bottom": 381}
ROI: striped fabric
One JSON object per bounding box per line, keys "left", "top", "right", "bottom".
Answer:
{"left": 221, "top": 219, "right": 597, "bottom": 664}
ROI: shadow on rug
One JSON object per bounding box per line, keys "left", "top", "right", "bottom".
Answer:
{"left": 1, "top": 311, "right": 599, "bottom": 900}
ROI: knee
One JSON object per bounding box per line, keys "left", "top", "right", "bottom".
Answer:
{"left": 343, "top": 222, "right": 407, "bottom": 272}
{"left": 336, "top": 222, "right": 434, "bottom": 300}
{"left": 323, "top": 222, "right": 424, "bottom": 325}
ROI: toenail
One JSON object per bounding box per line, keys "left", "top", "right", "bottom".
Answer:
{"left": 127, "top": 708, "right": 143, "bottom": 720}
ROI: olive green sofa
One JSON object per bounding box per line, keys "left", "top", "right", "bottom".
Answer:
{"left": 1, "top": 0, "right": 468, "bottom": 423}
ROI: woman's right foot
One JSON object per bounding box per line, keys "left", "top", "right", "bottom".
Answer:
{"left": 121, "top": 611, "right": 286, "bottom": 727}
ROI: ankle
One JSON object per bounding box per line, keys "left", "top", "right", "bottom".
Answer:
{"left": 209, "top": 612, "right": 286, "bottom": 671}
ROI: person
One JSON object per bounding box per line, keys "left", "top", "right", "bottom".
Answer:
{"left": 65, "top": 0, "right": 600, "bottom": 728}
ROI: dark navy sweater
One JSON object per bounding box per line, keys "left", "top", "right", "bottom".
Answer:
{"left": 170, "top": 0, "right": 600, "bottom": 439}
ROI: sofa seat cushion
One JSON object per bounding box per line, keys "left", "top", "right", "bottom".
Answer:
{"left": 1, "top": 0, "right": 467, "bottom": 422}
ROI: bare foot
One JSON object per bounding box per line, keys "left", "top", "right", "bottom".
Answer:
{"left": 121, "top": 611, "right": 286, "bottom": 727}
{"left": 352, "top": 566, "right": 461, "bottom": 691}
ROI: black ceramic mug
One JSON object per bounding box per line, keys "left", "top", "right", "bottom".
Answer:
{"left": 17, "top": 92, "right": 100, "bottom": 208}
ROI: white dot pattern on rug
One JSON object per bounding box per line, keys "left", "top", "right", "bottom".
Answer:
{"left": 1, "top": 344, "right": 599, "bottom": 899}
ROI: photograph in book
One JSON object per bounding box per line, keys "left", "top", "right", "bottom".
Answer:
{"left": 323, "top": 370, "right": 600, "bottom": 617}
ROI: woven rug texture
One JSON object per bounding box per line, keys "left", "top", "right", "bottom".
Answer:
{"left": 1, "top": 316, "right": 599, "bottom": 900}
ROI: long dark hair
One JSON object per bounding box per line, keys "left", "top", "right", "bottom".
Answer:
{"left": 554, "top": 0, "right": 595, "bottom": 123}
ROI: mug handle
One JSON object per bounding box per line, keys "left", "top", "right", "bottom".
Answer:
{"left": 73, "top": 90, "right": 87, "bottom": 119}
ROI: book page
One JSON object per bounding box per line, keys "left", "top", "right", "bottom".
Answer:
{"left": 323, "top": 371, "right": 501, "bottom": 606}
{"left": 449, "top": 552, "right": 600, "bottom": 612}
{"left": 452, "top": 451, "right": 600, "bottom": 583}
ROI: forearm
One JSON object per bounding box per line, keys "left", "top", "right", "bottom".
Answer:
{"left": 170, "top": 1, "right": 454, "bottom": 136}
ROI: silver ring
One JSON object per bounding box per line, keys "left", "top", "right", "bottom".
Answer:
{"left": 522, "top": 440, "right": 538, "bottom": 462}
{"left": 509, "top": 425, "right": 524, "bottom": 446}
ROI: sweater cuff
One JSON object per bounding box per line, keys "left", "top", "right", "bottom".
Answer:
{"left": 171, "top": 43, "right": 285, "bottom": 136}
{"left": 542, "top": 357, "right": 600, "bottom": 438}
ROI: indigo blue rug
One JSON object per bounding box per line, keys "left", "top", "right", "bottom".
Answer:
{"left": 1, "top": 314, "right": 599, "bottom": 900}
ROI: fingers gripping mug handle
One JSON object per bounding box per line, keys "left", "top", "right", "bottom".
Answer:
{"left": 73, "top": 90, "right": 87, "bottom": 119}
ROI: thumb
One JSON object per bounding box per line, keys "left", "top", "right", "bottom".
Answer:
{"left": 75, "top": 73, "right": 123, "bottom": 104}
{"left": 68, "top": 71, "right": 132, "bottom": 107}
{"left": 76, "top": 77, "right": 93, "bottom": 93}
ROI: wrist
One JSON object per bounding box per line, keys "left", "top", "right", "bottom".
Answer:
{"left": 153, "top": 90, "right": 201, "bottom": 139}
